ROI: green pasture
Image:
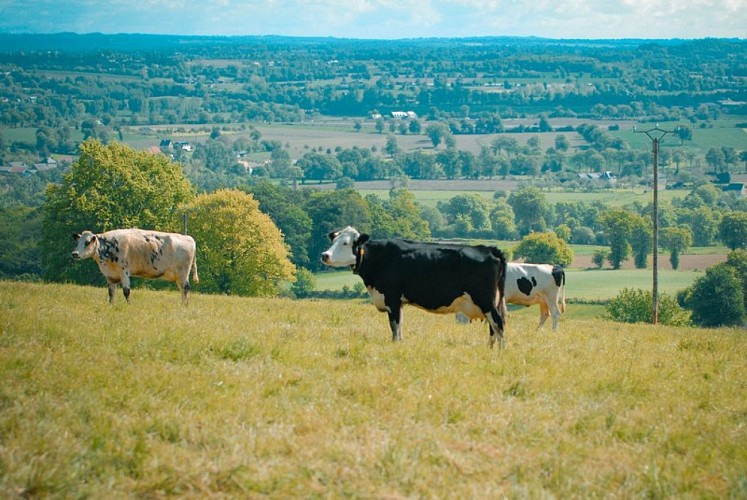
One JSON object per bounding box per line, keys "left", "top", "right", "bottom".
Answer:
{"left": 1, "top": 280, "right": 745, "bottom": 497}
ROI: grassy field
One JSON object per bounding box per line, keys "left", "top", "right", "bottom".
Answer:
{"left": 1, "top": 281, "right": 745, "bottom": 497}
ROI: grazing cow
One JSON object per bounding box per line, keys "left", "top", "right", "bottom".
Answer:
{"left": 72, "top": 228, "right": 199, "bottom": 305}
{"left": 505, "top": 262, "right": 566, "bottom": 330}
{"left": 321, "top": 226, "right": 507, "bottom": 347}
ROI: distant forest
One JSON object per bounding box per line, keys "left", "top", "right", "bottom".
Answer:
{"left": 1, "top": 34, "right": 745, "bottom": 129}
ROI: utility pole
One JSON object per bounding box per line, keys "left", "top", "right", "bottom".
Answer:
{"left": 634, "top": 124, "right": 677, "bottom": 324}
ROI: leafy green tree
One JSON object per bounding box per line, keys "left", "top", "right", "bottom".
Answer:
{"left": 425, "top": 122, "right": 448, "bottom": 148}
{"left": 684, "top": 263, "right": 745, "bottom": 327}
{"left": 489, "top": 200, "right": 517, "bottom": 240}
{"left": 592, "top": 249, "right": 608, "bottom": 268}
{"left": 0, "top": 206, "right": 42, "bottom": 279}
{"left": 718, "top": 211, "right": 747, "bottom": 250}
{"left": 508, "top": 186, "right": 550, "bottom": 236}
{"left": 606, "top": 288, "right": 689, "bottom": 326}
{"left": 512, "top": 231, "right": 573, "bottom": 267}
{"left": 384, "top": 135, "right": 400, "bottom": 157}
{"left": 554, "top": 224, "right": 571, "bottom": 243}
{"left": 186, "top": 189, "right": 295, "bottom": 297}
{"left": 687, "top": 206, "right": 718, "bottom": 246}
{"left": 629, "top": 214, "right": 652, "bottom": 269}
{"left": 598, "top": 208, "right": 636, "bottom": 269}
{"left": 725, "top": 249, "right": 747, "bottom": 313}
{"left": 387, "top": 188, "right": 430, "bottom": 239}
{"left": 42, "top": 139, "right": 194, "bottom": 284}
{"left": 297, "top": 152, "right": 342, "bottom": 183}
{"left": 245, "top": 180, "right": 312, "bottom": 267}
{"left": 437, "top": 194, "right": 492, "bottom": 235}
{"left": 660, "top": 226, "right": 692, "bottom": 270}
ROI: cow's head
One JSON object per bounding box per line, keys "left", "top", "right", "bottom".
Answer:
{"left": 72, "top": 230, "right": 98, "bottom": 260}
{"left": 321, "top": 226, "right": 369, "bottom": 269}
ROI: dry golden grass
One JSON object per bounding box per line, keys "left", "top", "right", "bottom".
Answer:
{"left": 1, "top": 280, "right": 746, "bottom": 497}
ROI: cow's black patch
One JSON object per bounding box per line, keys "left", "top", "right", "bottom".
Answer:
{"left": 98, "top": 237, "right": 120, "bottom": 262}
{"left": 552, "top": 265, "right": 565, "bottom": 287}
{"left": 517, "top": 276, "right": 535, "bottom": 296}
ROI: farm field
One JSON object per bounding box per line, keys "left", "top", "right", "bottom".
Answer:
{"left": 1, "top": 280, "right": 745, "bottom": 497}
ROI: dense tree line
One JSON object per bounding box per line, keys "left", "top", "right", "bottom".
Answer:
{"left": 1, "top": 35, "right": 745, "bottom": 135}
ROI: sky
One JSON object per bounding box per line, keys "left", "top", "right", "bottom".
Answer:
{"left": 0, "top": 0, "right": 745, "bottom": 40}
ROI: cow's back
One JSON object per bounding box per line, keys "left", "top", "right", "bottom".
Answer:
{"left": 107, "top": 229, "right": 195, "bottom": 281}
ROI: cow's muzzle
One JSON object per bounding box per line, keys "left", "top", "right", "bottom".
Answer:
{"left": 71, "top": 252, "right": 80, "bottom": 260}
{"left": 321, "top": 253, "right": 330, "bottom": 264}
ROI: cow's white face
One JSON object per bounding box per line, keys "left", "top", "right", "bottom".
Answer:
{"left": 72, "top": 230, "right": 98, "bottom": 260}
{"left": 321, "top": 226, "right": 360, "bottom": 267}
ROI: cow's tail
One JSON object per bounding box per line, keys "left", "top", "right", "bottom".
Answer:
{"left": 553, "top": 265, "right": 566, "bottom": 313}
{"left": 191, "top": 253, "right": 199, "bottom": 284}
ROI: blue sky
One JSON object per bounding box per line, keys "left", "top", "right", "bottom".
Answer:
{"left": 0, "top": 0, "right": 745, "bottom": 39}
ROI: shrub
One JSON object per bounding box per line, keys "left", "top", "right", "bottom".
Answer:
{"left": 684, "top": 263, "right": 745, "bottom": 327}
{"left": 592, "top": 249, "right": 608, "bottom": 268}
{"left": 605, "top": 288, "right": 690, "bottom": 326}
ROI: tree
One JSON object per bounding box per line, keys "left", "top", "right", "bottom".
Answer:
{"left": 42, "top": 139, "right": 194, "bottom": 284}
{"left": 297, "top": 152, "right": 342, "bottom": 183}
{"left": 629, "top": 214, "right": 652, "bottom": 269}
{"left": 718, "top": 211, "right": 747, "bottom": 250}
{"left": 684, "top": 263, "right": 745, "bottom": 327}
{"left": 725, "top": 249, "right": 747, "bottom": 313}
{"left": 384, "top": 135, "right": 400, "bottom": 157}
{"left": 508, "top": 186, "right": 550, "bottom": 236}
{"left": 0, "top": 205, "right": 42, "bottom": 278}
{"left": 186, "top": 189, "right": 295, "bottom": 296}
{"left": 425, "top": 122, "right": 448, "bottom": 148}
{"left": 512, "top": 232, "right": 574, "bottom": 267}
{"left": 489, "top": 200, "right": 517, "bottom": 240}
{"left": 659, "top": 226, "right": 692, "bottom": 270}
{"left": 598, "top": 208, "right": 636, "bottom": 269}
{"left": 437, "top": 194, "right": 492, "bottom": 235}
{"left": 246, "top": 180, "right": 312, "bottom": 267}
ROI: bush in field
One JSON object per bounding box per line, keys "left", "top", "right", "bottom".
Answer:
{"left": 512, "top": 231, "right": 573, "bottom": 267}
{"left": 291, "top": 268, "right": 316, "bottom": 299}
{"left": 683, "top": 263, "right": 745, "bottom": 327}
{"left": 606, "top": 288, "right": 690, "bottom": 326}
{"left": 186, "top": 189, "right": 295, "bottom": 297}
{"left": 592, "top": 249, "right": 608, "bottom": 268}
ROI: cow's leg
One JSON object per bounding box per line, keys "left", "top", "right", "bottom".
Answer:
{"left": 386, "top": 303, "right": 403, "bottom": 342}
{"left": 181, "top": 280, "right": 190, "bottom": 306}
{"left": 537, "top": 301, "right": 550, "bottom": 330}
{"left": 106, "top": 280, "right": 117, "bottom": 304}
{"left": 549, "top": 301, "right": 561, "bottom": 331}
{"left": 121, "top": 272, "right": 132, "bottom": 304}
{"left": 486, "top": 306, "right": 505, "bottom": 349}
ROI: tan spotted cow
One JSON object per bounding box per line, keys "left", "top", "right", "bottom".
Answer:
{"left": 72, "top": 228, "right": 198, "bottom": 305}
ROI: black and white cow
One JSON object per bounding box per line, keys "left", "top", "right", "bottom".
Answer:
{"left": 506, "top": 262, "right": 566, "bottom": 330}
{"left": 321, "top": 226, "right": 508, "bottom": 347}
{"left": 72, "top": 228, "right": 199, "bottom": 305}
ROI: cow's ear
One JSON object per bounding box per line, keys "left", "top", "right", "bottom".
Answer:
{"left": 328, "top": 230, "right": 339, "bottom": 242}
{"left": 73, "top": 233, "right": 80, "bottom": 241}
{"left": 356, "top": 234, "right": 370, "bottom": 246}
